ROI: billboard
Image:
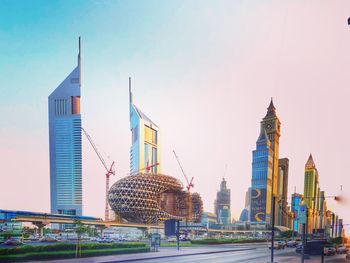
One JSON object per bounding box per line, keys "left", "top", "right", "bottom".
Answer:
{"left": 250, "top": 188, "right": 266, "bottom": 223}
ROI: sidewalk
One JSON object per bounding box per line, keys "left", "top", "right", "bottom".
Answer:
{"left": 37, "top": 246, "right": 255, "bottom": 263}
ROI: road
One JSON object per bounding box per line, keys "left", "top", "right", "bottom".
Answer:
{"left": 43, "top": 243, "right": 350, "bottom": 263}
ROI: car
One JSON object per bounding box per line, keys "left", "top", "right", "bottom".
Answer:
{"left": 336, "top": 246, "right": 348, "bottom": 254}
{"left": 287, "top": 240, "right": 297, "bottom": 247}
{"left": 4, "top": 237, "right": 23, "bottom": 246}
{"left": 269, "top": 241, "right": 284, "bottom": 250}
{"left": 277, "top": 241, "right": 286, "bottom": 249}
{"left": 324, "top": 246, "right": 336, "bottom": 256}
{"left": 346, "top": 252, "right": 350, "bottom": 260}
{"left": 39, "top": 236, "right": 58, "bottom": 242}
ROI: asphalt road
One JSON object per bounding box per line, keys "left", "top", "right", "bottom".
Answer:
{"left": 121, "top": 247, "right": 349, "bottom": 263}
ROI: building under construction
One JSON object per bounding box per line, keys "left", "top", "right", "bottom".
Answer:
{"left": 108, "top": 173, "right": 203, "bottom": 224}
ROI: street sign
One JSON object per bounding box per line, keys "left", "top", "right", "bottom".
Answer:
{"left": 299, "top": 205, "right": 307, "bottom": 224}
{"left": 164, "top": 219, "right": 177, "bottom": 236}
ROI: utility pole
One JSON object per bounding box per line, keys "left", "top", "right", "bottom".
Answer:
{"left": 270, "top": 195, "right": 276, "bottom": 263}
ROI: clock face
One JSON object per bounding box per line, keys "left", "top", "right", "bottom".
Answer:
{"left": 265, "top": 122, "right": 273, "bottom": 130}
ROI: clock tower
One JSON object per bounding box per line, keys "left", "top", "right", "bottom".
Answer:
{"left": 261, "top": 98, "right": 281, "bottom": 198}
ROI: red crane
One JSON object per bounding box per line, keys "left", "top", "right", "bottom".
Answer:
{"left": 81, "top": 128, "right": 115, "bottom": 222}
{"left": 130, "top": 161, "right": 159, "bottom": 175}
{"left": 173, "top": 150, "right": 194, "bottom": 220}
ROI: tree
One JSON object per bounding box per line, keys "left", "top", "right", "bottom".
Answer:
{"left": 74, "top": 219, "right": 91, "bottom": 258}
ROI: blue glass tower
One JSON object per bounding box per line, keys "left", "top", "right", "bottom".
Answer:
{"left": 250, "top": 125, "right": 273, "bottom": 225}
{"left": 49, "top": 38, "right": 82, "bottom": 218}
{"left": 291, "top": 193, "right": 303, "bottom": 233}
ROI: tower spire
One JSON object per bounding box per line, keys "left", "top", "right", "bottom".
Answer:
{"left": 264, "top": 97, "right": 277, "bottom": 118}
{"left": 305, "top": 154, "right": 316, "bottom": 169}
{"left": 78, "top": 36, "right": 81, "bottom": 67}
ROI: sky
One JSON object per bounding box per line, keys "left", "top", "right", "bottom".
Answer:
{"left": 1, "top": 0, "right": 350, "bottom": 233}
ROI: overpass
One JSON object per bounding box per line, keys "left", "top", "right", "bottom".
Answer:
{"left": 0, "top": 209, "right": 162, "bottom": 236}
{"left": 1, "top": 209, "right": 270, "bottom": 237}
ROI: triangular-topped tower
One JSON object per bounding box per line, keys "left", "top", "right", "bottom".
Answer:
{"left": 129, "top": 78, "right": 161, "bottom": 174}
{"left": 48, "top": 38, "right": 83, "bottom": 229}
{"left": 305, "top": 154, "right": 316, "bottom": 169}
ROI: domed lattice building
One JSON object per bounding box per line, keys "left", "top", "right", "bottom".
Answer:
{"left": 108, "top": 173, "right": 203, "bottom": 224}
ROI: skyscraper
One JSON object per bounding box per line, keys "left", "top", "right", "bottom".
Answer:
{"left": 129, "top": 78, "right": 161, "bottom": 174}
{"left": 49, "top": 38, "right": 82, "bottom": 218}
{"left": 277, "top": 158, "right": 289, "bottom": 227}
{"left": 291, "top": 193, "right": 303, "bottom": 233}
{"left": 250, "top": 124, "right": 273, "bottom": 225}
{"left": 303, "top": 154, "right": 323, "bottom": 234}
{"left": 214, "top": 178, "right": 231, "bottom": 225}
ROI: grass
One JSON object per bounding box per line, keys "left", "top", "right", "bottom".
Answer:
{"left": 0, "top": 247, "right": 150, "bottom": 262}
{"left": 160, "top": 241, "right": 193, "bottom": 247}
{"left": 190, "top": 238, "right": 267, "bottom": 245}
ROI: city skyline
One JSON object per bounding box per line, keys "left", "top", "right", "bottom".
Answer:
{"left": 1, "top": 1, "right": 350, "bottom": 234}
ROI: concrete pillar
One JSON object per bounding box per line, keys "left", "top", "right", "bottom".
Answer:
{"left": 33, "top": 222, "right": 46, "bottom": 238}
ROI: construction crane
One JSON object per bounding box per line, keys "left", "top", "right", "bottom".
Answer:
{"left": 172, "top": 150, "right": 194, "bottom": 221}
{"left": 81, "top": 128, "right": 115, "bottom": 222}
{"left": 129, "top": 161, "right": 159, "bottom": 175}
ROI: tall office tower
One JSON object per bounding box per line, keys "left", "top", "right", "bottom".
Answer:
{"left": 250, "top": 124, "right": 274, "bottom": 225}
{"left": 291, "top": 193, "right": 303, "bottom": 233}
{"left": 261, "top": 99, "right": 281, "bottom": 200}
{"left": 49, "top": 38, "right": 82, "bottom": 219}
{"left": 277, "top": 158, "right": 289, "bottom": 227}
{"left": 214, "top": 178, "right": 231, "bottom": 225}
{"left": 129, "top": 78, "right": 161, "bottom": 174}
{"left": 319, "top": 191, "right": 326, "bottom": 229}
{"left": 303, "top": 154, "right": 322, "bottom": 234}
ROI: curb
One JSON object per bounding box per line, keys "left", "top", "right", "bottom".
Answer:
{"left": 107, "top": 247, "right": 256, "bottom": 262}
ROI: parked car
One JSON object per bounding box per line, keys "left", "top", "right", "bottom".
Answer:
{"left": 324, "top": 246, "right": 336, "bottom": 256}
{"left": 336, "top": 246, "right": 348, "bottom": 254}
{"left": 4, "top": 237, "right": 23, "bottom": 246}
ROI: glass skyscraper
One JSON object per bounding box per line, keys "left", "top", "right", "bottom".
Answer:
{"left": 250, "top": 124, "right": 273, "bottom": 225}
{"left": 129, "top": 78, "right": 161, "bottom": 174}
{"left": 48, "top": 38, "right": 82, "bottom": 218}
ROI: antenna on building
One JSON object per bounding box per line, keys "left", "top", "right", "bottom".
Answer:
{"left": 129, "top": 77, "right": 132, "bottom": 106}
{"left": 223, "top": 164, "right": 227, "bottom": 180}
{"left": 78, "top": 36, "right": 81, "bottom": 66}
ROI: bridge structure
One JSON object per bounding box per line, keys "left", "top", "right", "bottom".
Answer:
{"left": 1, "top": 209, "right": 270, "bottom": 237}
{"left": 0, "top": 209, "right": 162, "bottom": 237}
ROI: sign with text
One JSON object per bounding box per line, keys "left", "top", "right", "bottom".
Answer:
{"left": 250, "top": 188, "right": 266, "bottom": 223}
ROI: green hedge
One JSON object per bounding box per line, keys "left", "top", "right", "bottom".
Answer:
{"left": 0, "top": 247, "right": 150, "bottom": 262}
{"left": 0, "top": 242, "right": 146, "bottom": 256}
{"left": 191, "top": 238, "right": 266, "bottom": 245}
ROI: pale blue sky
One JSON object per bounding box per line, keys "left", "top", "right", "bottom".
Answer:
{"left": 1, "top": 1, "right": 350, "bottom": 232}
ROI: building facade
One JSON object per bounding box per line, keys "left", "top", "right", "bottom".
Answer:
{"left": 129, "top": 78, "right": 161, "bottom": 174}
{"left": 291, "top": 193, "right": 303, "bottom": 233}
{"left": 214, "top": 178, "right": 231, "bottom": 225}
{"left": 250, "top": 124, "right": 273, "bottom": 225}
{"left": 277, "top": 158, "right": 289, "bottom": 227}
{"left": 48, "top": 38, "right": 82, "bottom": 218}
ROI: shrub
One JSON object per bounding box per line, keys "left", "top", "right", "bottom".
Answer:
{"left": 0, "top": 242, "right": 146, "bottom": 256}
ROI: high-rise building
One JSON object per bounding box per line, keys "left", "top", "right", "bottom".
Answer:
{"left": 291, "top": 193, "right": 303, "bottom": 233}
{"left": 250, "top": 99, "right": 282, "bottom": 227}
{"left": 49, "top": 38, "right": 82, "bottom": 218}
{"left": 261, "top": 99, "right": 281, "bottom": 199}
{"left": 250, "top": 124, "right": 273, "bottom": 225}
{"left": 129, "top": 78, "right": 161, "bottom": 174}
{"left": 214, "top": 178, "right": 231, "bottom": 225}
{"left": 303, "top": 154, "right": 325, "bottom": 234}
{"left": 277, "top": 158, "right": 289, "bottom": 227}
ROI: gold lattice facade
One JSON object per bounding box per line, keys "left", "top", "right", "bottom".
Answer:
{"left": 108, "top": 173, "right": 203, "bottom": 224}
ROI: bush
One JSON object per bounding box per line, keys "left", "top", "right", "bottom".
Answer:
{"left": 0, "top": 242, "right": 146, "bottom": 256}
